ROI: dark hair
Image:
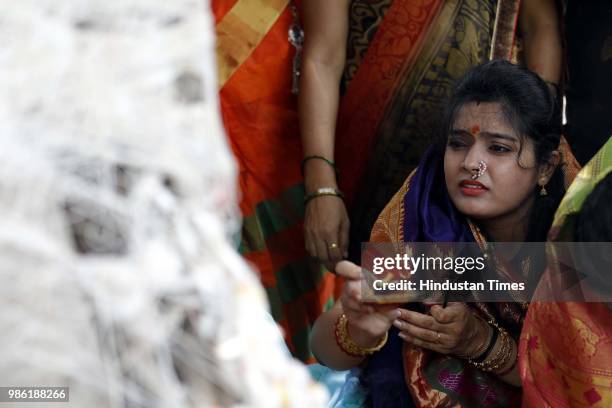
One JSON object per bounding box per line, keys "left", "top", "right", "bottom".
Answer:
{"left": 437, "top": 60, "right": 565, "bottom": 241}
{"left": 575, "top": 172, "right": 612, "bottom": 296}
{"left": 576, "top": 172, "right": 612, "bottom": 242}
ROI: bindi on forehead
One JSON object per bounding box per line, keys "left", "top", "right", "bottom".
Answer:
{"left": 470, "top": 125, "right": 480, "bottom": 135}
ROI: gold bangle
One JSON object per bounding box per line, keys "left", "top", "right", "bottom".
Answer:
{"left": 495, "top": 340, "right": 518, "bottom": 376}
{"left": 458, "top": 314, "right": 493, "bottom": 360}
{"left": 483, "top": 332, "right": 511, "bottom": 372}
{"left": 468, "top": 319, "right": 514, "bottom": 372}
{"left": 334, "top": 314, "right": 387, "bottom": 358}
{"left": 304, "top": 187, "right": 344, "bottom": 205}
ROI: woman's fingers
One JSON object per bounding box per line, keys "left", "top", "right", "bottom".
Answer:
{"left": 393, "top": 319, "right": 445, "bottom": 344}
{"left": 335, "top": 260, "right": 363, "bottom": 280}
{"left": 304, "top": 196, "right": 348, "bottom": 263}
{"left": 394, "top": 308, "right": 457, "bottom": 353}
{"left": 430, "top": 302, "right": 466, "bottom": 324}
{"left": 398, "top": 331, "right": 447, "bottom": 354}
{"left": 314, "top": 238, "right": 330, "bottom": 263}
{"left": 342, "top": 296, "right": 373, "bottom": 315}
{"left": 338, "top": 212, "right": 350, "bottom": 259}
{"left": 304, "top": 231, "right": 316, "bottom": 258}
{"left": 396, "top": 309, "right": 443, "bottom": 332}
{"left": 327, "top": 239, "right": 343, "bottom": 263}
{"left": 395, "top": 303, "right": 479, "bottom": 356}
{"left": 343, "top": 280, "right": 363, "bottom": 301}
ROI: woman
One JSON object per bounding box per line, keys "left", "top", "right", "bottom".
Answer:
{"left": 520, "top": 138, "right": 612, "bottom": 407}
{"left": 213, "top": 1, "right": 338, "bottom": 362}
{"left": 299, "top": 0, "right": 562, "bottom": 266}
{"left": 310, "top": 61, "right": 570, "bottom": 406}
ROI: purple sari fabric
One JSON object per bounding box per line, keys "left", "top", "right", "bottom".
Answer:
{"left": 402, "top": 146, "right": 474, "bottom": 243}
{"left": 366, "top": 147, "right": 475, "bottom": 407}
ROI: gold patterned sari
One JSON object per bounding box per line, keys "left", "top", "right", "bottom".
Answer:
{"left": 334, "top": 0, "right": 523, "bottom": 261}
{"left": 520, "top": 138, "right": 612, "bottom": 408}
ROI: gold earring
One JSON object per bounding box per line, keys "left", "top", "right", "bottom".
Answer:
{"left": 539, "top": 184, "right": 548, "bottom": 196}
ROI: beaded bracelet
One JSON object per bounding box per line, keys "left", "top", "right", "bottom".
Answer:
{"left": 334, "top": 313, "right": 388, "bottom": 358}
{"left": 301, "top": 155, "right": 339, "bottom": 180}
{"left": 304, "top": 187, "right": 344, "bottom": 205}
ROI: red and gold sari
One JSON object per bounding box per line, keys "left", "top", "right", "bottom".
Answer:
{"left": 367, "top": 147, "right": 525, "bottom": 407}
{"left": 520, "top": 139, "right": 612, "bottom": 408}
{"left": 336, "top": 0, "right": 522, "bottom": 256}
{"left": 364, "top": 142, "right": 579, "bottom": 406}
{"left": 210, "top": 0, "right": 521, "bottom": 362}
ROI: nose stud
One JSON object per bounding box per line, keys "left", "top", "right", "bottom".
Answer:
{"left": 471, "top": 160, "right": 487, "bottom": 180}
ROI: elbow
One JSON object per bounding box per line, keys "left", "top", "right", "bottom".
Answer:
{"left": 309, "top": 319, "right": 326, "bottom": 364}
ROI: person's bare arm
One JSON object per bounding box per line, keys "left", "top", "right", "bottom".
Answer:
{"left": 310, "top": 262, "right": 399, "bottom": 370}
{"left": 519, "top": 0, "right": 562, "bottom": 95}
{"left": 299, "top": 0, "right": 350, "bottom": 263}
{"left": 310, "top": 302, "right": 367, "bottom": 370}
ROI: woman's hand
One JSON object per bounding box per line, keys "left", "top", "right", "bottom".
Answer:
{"left": 336, "top": 261, "right": 400, "bottom": 347}
{"left": 393, "top": 302, "right": 487, "bottom": 356}
{"left": 299, "top": 0, "right": 350, "bottom": 267}
{"left": 304, "top": 195, "right": 349, "bottom": 266}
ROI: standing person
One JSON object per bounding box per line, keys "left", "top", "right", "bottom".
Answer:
{"left": 299, "top": 0, "right": 562, "bottom": 265}
{"left": 213, "top": 0, "right": 337, "bottom": 362}
{"left": 563, "top": 0, "right": 612, "bottom": 165}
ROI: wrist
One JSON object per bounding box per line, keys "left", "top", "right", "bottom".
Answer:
{"left": 334, "top": 314, "right": 388, "bottom": 358}
{"left": 467, "top": 319, "right": 514, "bottom": 373}
{"left": 463, "top": 314, "right": 492, "bottom": 358}
{"left": 304, "top": 187, "right": 344, "bottom": 206}
{"left": 346, "top": 320, "right": 384, "bottom": 349}
{"left": 303, "top": 162, "right": 338, "bottom": 191}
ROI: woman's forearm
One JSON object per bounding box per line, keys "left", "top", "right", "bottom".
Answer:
{"left": 298, "top": 0, "right": 349, "bottom": 191}
{"left": 299, "top": 58, "right": 344, "bottom": 190}
{"left": 310, "top": 303, "right": 368, "bottom": 371}
{"left": 519, "top": 0, "right": 562, "bottom": 86}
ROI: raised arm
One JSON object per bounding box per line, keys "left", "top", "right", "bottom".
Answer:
{"left": 299, "top": 0, "right": 351, "bottom": 265}
{"left": 519, "top": 0, "right": 562, "bottom": 96}
{"left": 310, "top": 262, "right": 399, "bottom": 370}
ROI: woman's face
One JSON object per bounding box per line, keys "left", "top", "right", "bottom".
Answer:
{"left": 444, "top": 102, "right": 544, "bottom": 223}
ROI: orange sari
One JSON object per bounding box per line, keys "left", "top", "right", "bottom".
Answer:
{"left": 213, "top": 1, "right": 337, "bottom": 362}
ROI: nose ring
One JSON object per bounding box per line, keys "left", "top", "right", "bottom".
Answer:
{"left": 471, "top": 160, "right": 487, "bottom": 180}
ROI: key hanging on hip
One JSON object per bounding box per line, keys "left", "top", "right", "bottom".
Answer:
{"left": 288, "top": 2, "right": 304, "bottom": 95}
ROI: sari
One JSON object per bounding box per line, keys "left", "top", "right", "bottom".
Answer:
{"left": 520, "top": 138, "right": 612, "bottom": 407}
{"left": 366, "top": 147, "right": 526, "bottom": 407}
{"left": 213, "top": 1, "right": 338, "bottom": 362}
{"left": 335, "top": 0, "right": 522, "bottom": 260}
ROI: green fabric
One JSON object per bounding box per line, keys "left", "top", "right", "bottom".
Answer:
{"left": 239, "top": 183, "right": 305, "bottom": 254}
{"left": 551, "top": 136, "right": 612, "bottom": 239}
